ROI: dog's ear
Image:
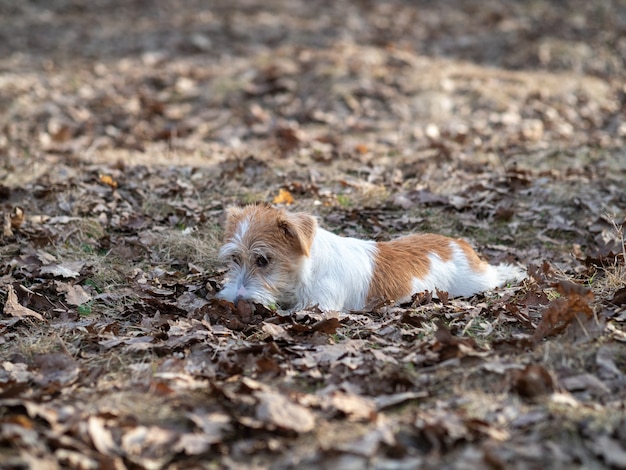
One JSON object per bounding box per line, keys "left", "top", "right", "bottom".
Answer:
{"left": 223, "top": 206, "right": 246, "bottom": 238}
{"left": 225, "top": 206, "right": 245, "bottom": 220}
{"left": 278, "top": 212, "right": 317, "bottom": 257}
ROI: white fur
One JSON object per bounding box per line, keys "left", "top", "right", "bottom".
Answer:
{"left": 293, "top": 228, "right": 377, "bottom": 311}
{"left": 493, "top": 263, "right": 527, "bottom": 286}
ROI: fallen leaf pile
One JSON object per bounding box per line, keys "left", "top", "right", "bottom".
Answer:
{"left": 1, "top": 0, "right": 625, "bottom": 468}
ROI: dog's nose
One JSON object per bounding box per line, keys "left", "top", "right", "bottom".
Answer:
{"left": 234, "top": 286, "right": 249, "bottom": 305}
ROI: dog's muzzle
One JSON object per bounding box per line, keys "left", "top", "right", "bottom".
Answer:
{"left": 233, "top": 285, "right": 250, "bottom": 305}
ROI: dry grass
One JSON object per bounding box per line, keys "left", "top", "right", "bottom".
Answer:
{"left": 148, "top": 225, "right": 223, "bottom": 272}
{"left": 603, "top": 220, "right": 626, "bottom": 288}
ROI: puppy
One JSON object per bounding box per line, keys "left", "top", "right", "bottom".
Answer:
{"left": 218, "top": 204, "right": 525, "bottom": 312}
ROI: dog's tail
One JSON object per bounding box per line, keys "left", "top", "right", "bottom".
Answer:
{"left": 494, "top": 263, "right": 527, "bottom": 287}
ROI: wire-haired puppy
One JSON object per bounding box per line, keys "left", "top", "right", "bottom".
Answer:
{"left": 218, "top": 204, "right": 525, "bottom": 312}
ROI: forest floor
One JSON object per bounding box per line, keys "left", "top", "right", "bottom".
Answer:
{"left": 1, "top": 1, "right": 625, "bottom": 468}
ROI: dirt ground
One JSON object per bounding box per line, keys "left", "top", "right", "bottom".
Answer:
{"left": 1, "top": 1, "right": 625, "bottom": 468}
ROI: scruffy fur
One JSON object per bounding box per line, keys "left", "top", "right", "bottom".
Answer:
{"left": 218, "top": 204, "right": 525, "bottom": 311}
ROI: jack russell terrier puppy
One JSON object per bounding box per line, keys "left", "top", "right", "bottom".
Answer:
{"left": 218, "top": 204, "right": 525, "bottom": 312}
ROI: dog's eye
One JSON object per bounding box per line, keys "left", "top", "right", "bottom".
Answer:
{"left": 256, "top": 255, "right": 269, "bottom": 268}
{"left": 230, "top": 255, "right": 242, "bottom": 266}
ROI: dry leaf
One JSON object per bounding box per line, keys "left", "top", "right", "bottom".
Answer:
{"left": 3, "top": 285, "right": 44, "bottom": 321}
{"left": 609, "top": 287, "right": 626, "bottom": 306}
{"left": 374, "top": 391, "right": 428, "bottom": 410}
{"left": 174, "top": 433, "right": 214, "bottom": 455}
{"left": 335, "top": 417, "right": 396, "bottom": 457}
{"left": 510, "top": 364, "right": 555, "bottom": 399}
{"left": 327, "top": 392, "right": 377, "bottom": 421}
{"left": 272, "top": 188, "right": 294, "bottom": 205}
{"left": 40, "top": 262, "right": 85, "bottom": 279}
{"left": 99, "top": 174, "right": 118, "bottom": 188}
{"left": 354, "top": 143, "right": 369, "bottom": 154}
{"left": 11, "top": 206, "right": 25, "bottom": 230}
{"left": 88, "top": 416, "right": 120, "bottom": 456}
{"left": 60, "top": 284, "right": 93, "bottom": 306}
{"left": 121, "top": 425, "right": 178, "bottom": 460}
{"left": 3, "top": 211, "right": 12, "bottom": 237}
{"left": 255, "top": 391, "right": 315, "bottom": 433}
{"left": 592, "top": 435, "right": 626, "bottom": 469}
{"left": 533, "top": 281, "right": 594, "bottom": 343}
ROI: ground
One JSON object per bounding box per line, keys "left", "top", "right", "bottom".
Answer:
{"left": 1, "top": 1, "right": 626, "bottom": 469}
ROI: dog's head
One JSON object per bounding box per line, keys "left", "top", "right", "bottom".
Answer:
{"left": 218, "top": 204, "right": 317, "bottom": 309}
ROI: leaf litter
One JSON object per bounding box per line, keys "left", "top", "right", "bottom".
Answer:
{"left": 1, "top": 0, "right": 626, "bottom": 468}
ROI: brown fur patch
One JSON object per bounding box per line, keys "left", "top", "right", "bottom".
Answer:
{"left": 278, "top": 212, "right": 316, "bottom": 257}
{"left": 368, "top": 234, "right": 454, "bottom": 302}
{"left": 455, "top": 238, "right": 489, "bottom": 273}
{"left": 368, "top": 234, "right": 490, "bottom": 302}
